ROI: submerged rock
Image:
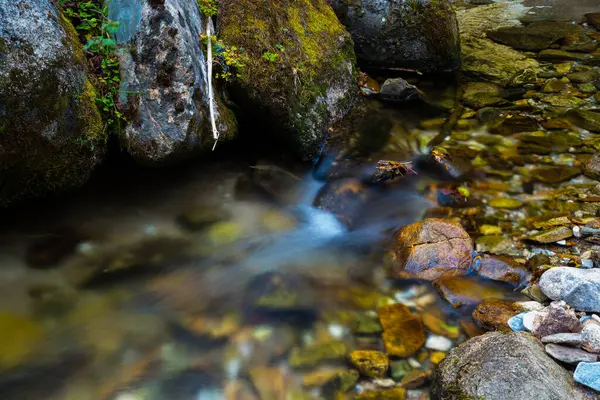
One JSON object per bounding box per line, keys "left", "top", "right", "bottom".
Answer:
{"left": 433, "top": 276, "right": 508, "bottom": 311}
{"left": 25, "top": 228, "right": 85, "bottom": 269}
{"left": 313, "top": 178, "right": 370, "bottom": 228}
{"left": 566, "top": 109, "right": 600, "bottom": 132}
{"left": 473, "top": 255, "right": 531, "bottom": 287}
{"left": 0, "top": 0, "right": 105, "bottom": 205}
{"left": 0, "top": 312, "right": 45, "bottom": 372}
{"left": 330, "top": 0, "right": 461, "bottom": 73}
{"left": 110, "top": 0, "right": 237, "bottom": 163}
{"left": 462, "top": 82, "right": 506, "bottom": 109}
{"left": 288, "top": 341, "right": 347, "bottom": 368}
{"left": 582, "top": 155, "right": 600, "bottom": 180}
{"left": 378, "top": 303, "right": 425, "bottom": 357}
{"left": 539, "top": 267, "right": 600, "bottom": 312}
{"left": 432, "top": 332, "right": 590, "bottom": 400}
{"left": 487, "top": 22, "right": 583, "bottom": 51}
{"left": 348, "top": 350, "right": 389, "bottom": 379}
{"left": 379, "top": 78, "right": 420, "bottom": 102}
{"left": 219, "top": 0, "right": 358, "bottom": 160}
{"left": 390, "top": 219, "right": 473, "bottom": 281}
{"left": 457, "top": 4, "right": 539, "bottom": 86}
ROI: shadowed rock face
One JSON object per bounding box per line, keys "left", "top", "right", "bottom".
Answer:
{"left": 330, "top": 0, "right": 461, "bottom": 73}
{"left": 432, "top": 332, "right": 593, "bottom": 400}
{"left": 0, "top": 0, "right": 105, "bottom": 205}
{"left": 109, "top": 0, "right": 237, "bottom": 164}
{"left": 390, "top": 218, "right": 473, "bottom": 281}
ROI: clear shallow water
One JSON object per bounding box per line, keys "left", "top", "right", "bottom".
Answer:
{"left": 0, "top": 141, "right": 523, "bottom": 399}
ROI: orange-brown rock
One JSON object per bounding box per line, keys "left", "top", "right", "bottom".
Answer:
{"left": 472, "top": 299, "right": 523, "bottom": 331}
{"left": 390, "top": 219, "right": 473, "bottom": 281}
{"left": 433, "top": 275, "right": 508, "bottom": 311}
{"left": 377, "top": 304, "right": 425, "bottom": 357}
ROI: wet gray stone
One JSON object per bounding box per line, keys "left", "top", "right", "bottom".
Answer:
{"left": 110, "top": 0, "right": 237, "bottom": 163}
{"left": 330, "top": 0, "right": 461, "bottom": 73}
{"left": 432, "top": 332, "right": 591, "bottom": 400}
{"left": 539, "top": 267, "right": 600, "bottom": 312}
{"left": 0, "top": 0, "right": 105, "bottom": 205}
{"left": 379, "top": 78, "right": 420, "bottom": 102}
{"left": 545, "top": 343, "right": 598, "bottom": 365}
{"left": 542, "top": 333, "right": 584, "bottom": 346}
{"left": 582, "top": 322, "right": 600, "bottom": 353}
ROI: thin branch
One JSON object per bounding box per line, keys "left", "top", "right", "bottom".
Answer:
{"left": 206, "top": 18, "right": 219, "bottom": 150}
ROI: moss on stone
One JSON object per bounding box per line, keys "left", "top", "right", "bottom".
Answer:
{"left": 218, "top": 0, "right": 358, "bottom": 159}
{"left": 0, "top": 5, "right": 105, "bottom": 205}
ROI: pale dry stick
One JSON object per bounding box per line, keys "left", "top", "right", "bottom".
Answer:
{"left": 206, "top": 18, "right": 219, "bottom": 150}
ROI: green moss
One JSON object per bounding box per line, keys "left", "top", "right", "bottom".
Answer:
{"left": 218, "top": 0, "right": 357, "bottom": 158}
{"left": 0, "top": 7, "right": 105, "bottom": 205}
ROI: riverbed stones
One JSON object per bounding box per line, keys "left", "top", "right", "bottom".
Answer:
{"left": 545, "top": 343, "right": 598, "bottom": 364}
{"left": 539, "top": 267, "right": 600, "bottom": 312}
{"left": 329, "top": 0, "right": 461, "bottom": 73}
{"left": 457, "top": 4, "right": 540, "bottom": 86}
{"left": 530, "top": 301, "right": 581, "bottom": 338}
{"left": 390, "top": 219, "right": 473, "bottom": 281}
{"left": 566, "top": 109, "right": 600, "bottom": 132}
{"left": 377, "top": 304, "right": 425, "bottom": 357}
{"left": 219, "top": 0, "right": 358, "bottom": 160}
{"left": 0, "top": 312, "right": 45, "bottom": 372}
{"left": 432, "top": 332, "right": 590, "bottom": 400}
{"left": 348, "top": 350, "right": 389, "bottom": 378}
{"left": 462, "top": 82, "right": 506, "bottom": 109}
{"left": 530, "top": 166, "right": 581, "bottom": 184}
{"left": 0, "top": 0, "right": 106, "bottom": 205}
{"left": 288, "top": 341, "right": 347, "bottom": 368}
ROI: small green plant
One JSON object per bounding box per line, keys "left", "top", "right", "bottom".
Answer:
{"left": 263, "top": 51, "right": 279, "bottom": 62}
{"left": 200, "top": 34, "right": 247, "bottom": 81}
{"left": 59, "top": 0, "right": 125, "bottom": 133}
{"left": 197, "top": 0, "right": 218, "bottom": 17}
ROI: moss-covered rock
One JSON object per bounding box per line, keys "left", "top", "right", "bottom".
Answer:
{"left": 330, "top": 0, "right": 461, "bottom": 73}
{"left": 0, "top": 0, "right": 105, "bottom": 205}
{"left": 218, "top": 0, "right": 358, "bottom": 160}
{"left": 110, "top": 0, "right": 237, "bottom": 163}
{"left": 348, "top": 350, "right": 389, "bottom": 378}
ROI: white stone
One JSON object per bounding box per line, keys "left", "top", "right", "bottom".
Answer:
{"left": 425, "top": 335, "right": 452, "bottom": 352}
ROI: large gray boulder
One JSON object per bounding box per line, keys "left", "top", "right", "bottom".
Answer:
{"left": 539, "top": 267, "right": 600, "bottom": 312}
{"left": 0, "top": 0, "right": 105, "bottom": 205}
{"left": 432, "top": 332, "right": 593, "bottom": 400}
{"left": 330, "top": 0, "right": 461, "bottom": 73}
{"left": 108, "top": 0, "right": 237, "bottom": 164}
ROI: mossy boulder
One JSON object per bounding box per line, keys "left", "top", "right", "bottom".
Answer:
{"left": 330, "top": 0, "right": 461, "bottom": 73}
{"left": 109, "top": 0, "right": 237, "bottom": 164}
{"left": 0, "top": 0, "right": 105, "bottom": 205}
{"left": 218, "top": 0, "right": 358, "bottom": 160}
